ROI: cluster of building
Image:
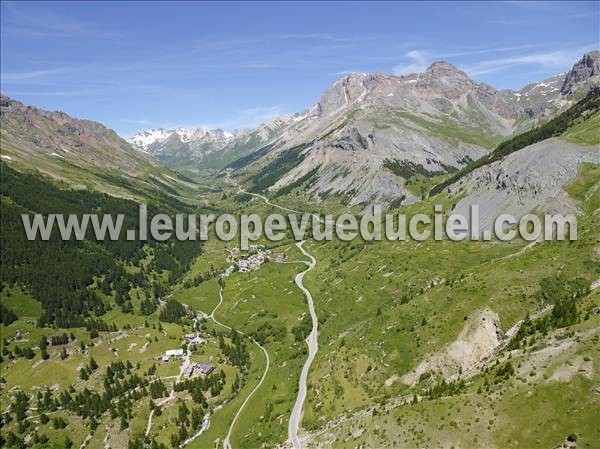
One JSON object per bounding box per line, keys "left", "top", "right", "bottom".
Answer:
{"left": 159, "top": 334, "right": 205, "bottom": 362}
{"left": 272, "top": 252, "right": 288, "bottom": 262}
{"left": 159, "top": 331, "right": 215, "bottom": 378}
{"left": 226, "top": 245, "right": 272, "bottom": 273}
{"left": 184, "top": 332, "right": 206, "bottom": 345}
{"left": 159, "top": 349, "right": 215, "bottom": 378}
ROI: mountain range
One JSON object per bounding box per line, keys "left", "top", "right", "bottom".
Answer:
{"left": 2, "top": 52, "right": 598, "bottom": 215}
{"left": 128, "top": 51, "right": 600, "bottom": 210}
{"left": 1, "top": 50, "right": 598, "bottom": 215}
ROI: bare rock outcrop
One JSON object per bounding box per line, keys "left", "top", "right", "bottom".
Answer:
{"left": 561, "top": 50, "right": 600, "bottom": 95}
{"left": 401, "top": 309, "right": 503, "bottom": 386}
{"left": 450, "top": 138, "right": 599, "bottom": 230}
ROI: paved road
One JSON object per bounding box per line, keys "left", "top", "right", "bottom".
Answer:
{"left": 235, "top": 182, "right": 321, "bottom": 449}
{"left": 288, "top": 241, "right": 318, "bottom": 449}
{"left": 145, "top": 325, "right": 193, "bottom": 438}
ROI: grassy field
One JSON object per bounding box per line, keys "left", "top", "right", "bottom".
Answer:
{"left": 187, "top": 243, "right": 310, "bottom": 448}
{"left": 0, "top": 277, "right": 239, "bottom": 449}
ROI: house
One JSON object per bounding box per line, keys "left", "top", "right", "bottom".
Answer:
{"left": 184, "top": 362, "right": 216, "bottom": 378}
{"left": 197, "top": 363, "right": 215, "bottom": 375}
{"left": 238, "top": 260, "right": 250, "bottom": 273}
{"left": 162, "top": 348, "right": 184, "bottom": 361}
{"left": 272, "top": 253, "right": 287, "bottom": 262}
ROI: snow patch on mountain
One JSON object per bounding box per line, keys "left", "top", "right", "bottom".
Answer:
{"left": 128, "top": 127, "right": 198, "bottom": 151}
{"left": 128, "top": 127, "right": 235, "bottom": 152}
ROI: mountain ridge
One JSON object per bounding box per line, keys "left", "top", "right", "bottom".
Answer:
{"left": 128, "top": 52, "right": 599, "bottom": 210}
{"left": 3, "top": 52, "right": 598, "bottom": 210}
{"left": 0, "top": 94, "right": 199, "bottom": 204}
{"left": 229, "top": 52, "right": 599, "bottom": 209}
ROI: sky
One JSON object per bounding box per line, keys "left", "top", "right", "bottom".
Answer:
{"left": 1, "top": 1, "right": 598, "bottom": 137}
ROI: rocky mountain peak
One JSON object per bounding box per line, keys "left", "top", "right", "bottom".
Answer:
{"left": 128, "top": 126, "right": 235, "bottom": 153}
{"left": 124, "top": 51, "right": 598, "bottom": 207}
{"left": 561, "top": 50, "right": 600, "bottom": 95}
{"left": 189, "top": 128, "right": 207, "bottom": 140}
{"left": 423, "top": 61, "right": 474, "bottom": 88}
{"left": 342, "top": 72, "right": 369, "bottom": 82}
{"left": 424, "top": 61, "right": 465, "bottom": 76}
{"left": 416, "top": 60, "right": 474, "bottom": 99}
{"left": 318, "top": 72, "right": 370, "bottom": 116}
{"left": 160, "top": 131, "right": 184, "bottom": 146}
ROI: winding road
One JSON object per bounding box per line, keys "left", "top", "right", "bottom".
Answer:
{"left": 235, "top": 182, "right": 320, "bottom": 449}
{"left": 146, "top": 180, "right": 322, "bottom": 448}
{"left": 288, "top": 241, "right": 318, "bottom": 449}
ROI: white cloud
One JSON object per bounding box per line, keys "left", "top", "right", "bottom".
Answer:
{"left": 2, "top": 2, "right": 122, "bottom": 40}
{"left": 392, "top": 50, "right": 430, "bottom": 75}
{"left": 464, "top": 48, "right": 592, "bottom": 76}
{"left": 1, "top": 67, "right": 74, "bottom": 82}
{"left": 121, "top": 119, "right": 151, "bottom": 125}
{"left": 391, "top": 45, "right": 596, "bottom": 78}
{"left": 166, "top": 106, "right": 287, "bottom": 133}
{"left": 391, "top": 45, "right": 546, "bottom": 76}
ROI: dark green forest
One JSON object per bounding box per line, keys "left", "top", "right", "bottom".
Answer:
{"left": 0, "top": 164, "right": 202, "bottom": 328}
{"left": 246, "top": 142, "right": 312, "bottom": 193}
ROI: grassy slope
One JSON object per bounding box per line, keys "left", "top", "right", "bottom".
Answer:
{"left": 180, "top": 200, "right": 312, "bottom": 447}
{"left": 0, "top": 172, "right": 228, "bottom": 448}
{"left": 180, "top": 161, "right": 599, "bottom": 448}
{"left": 393, "top": 110, "right": 505, "bottom": 150}
{"left": 169, "top": 164, "right": 598, "bottom": 448}
{"left": 295, "top": 163, "right": 599, "bottom": 447}
{"left": 562, "top": 109, "right": 600, "bottom": 146}
{"left": 0, "top": 290, "right": 190, "bottom": 448}
{"left": 0, "top": 275, "right": 254, "bottom": 448}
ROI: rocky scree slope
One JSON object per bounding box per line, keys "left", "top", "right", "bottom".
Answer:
{"left": 237, "top": 63, "right": 518, "bottom": 208}
{"left": 439, "top": 87, "right": 600, "bottom": 229}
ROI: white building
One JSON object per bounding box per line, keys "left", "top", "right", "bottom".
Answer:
{"left": 162, "top": 348, "right": 184, "bottom": 361}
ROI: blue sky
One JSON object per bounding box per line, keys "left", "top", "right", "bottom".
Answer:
{"left": 1, "top": 1, "right": 598, "bottom": 137}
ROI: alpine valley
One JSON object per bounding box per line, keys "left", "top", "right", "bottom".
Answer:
{"left": 1, "top": 48, "right": 599, "bottom": 449}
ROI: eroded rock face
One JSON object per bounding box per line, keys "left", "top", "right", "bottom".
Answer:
{"left": 449, "top": 139, "right": 599, "bottom": 230}
{"left": 329, "top": 127, "right": 371, "bottom": 152}
{"left": 400, "top": 309, "right": 503, "bottom": 386}
{"left": 561, "top": 51, "right": 600, "bottom": 95}
{"left": 318, "top": 73, "right": 371, "bottom": 116}
{"left": 253, "top": 56, "right": 598, "bottom": 209}
{"left": 416, "top": 61, "right": 476, "bottom": 100}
